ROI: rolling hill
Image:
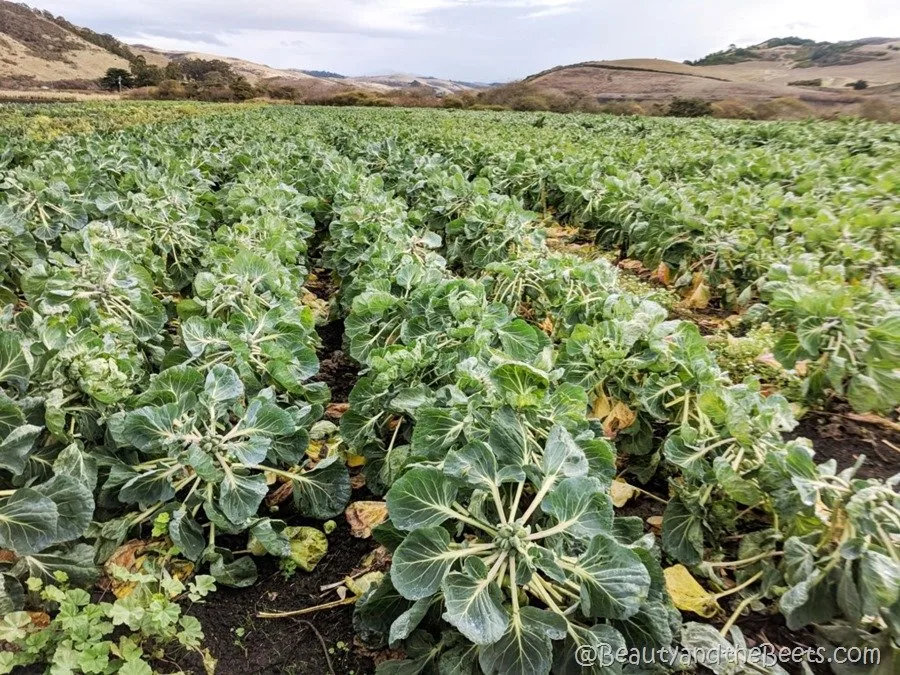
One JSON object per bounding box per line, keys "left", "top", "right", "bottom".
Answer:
{"left": 516, "top": 38, "right": 900, "bottom": 107}
{"left": 0, "top": 1, "right": 129, "bottom": 86}
{"left": 0, "top": 0, "right": 896, "bottom": 112}
{"left": 0, "top": 1, "right": 483, "bottom": 96}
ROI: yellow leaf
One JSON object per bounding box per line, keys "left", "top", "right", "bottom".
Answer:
{"left": 655, "top": 262, "right": 672, "bottom": 286}
{"left": 681, "top": 273, "right": 711, "bottom": 309}
{"left": 664, "top": 565, "right": 721, "bottom": 618}
{"left": 602, "top": 402, "right": 637, "bottom": 438}
{"left": 610, "top": 479, "right": 636, "bottom": 508}
{"left": 346, "top": 453, "right": 366, "bottom": 468}
{"left": 345, "top": 501, "right": 388, "bottom": 538}
{"left": 346, "top": 571, "right": 385, "bottom": 597}
{"left": 646, "top": 515, "right": 663, "bottom": 530}
{"left": 306, "top": 439, "right": 325, "bottom": 461}
{"left": 285, "top": 526, "right": 328, "bottom": 572}
{"left": 588, "top": 387, "right": 612, "bottom": 420}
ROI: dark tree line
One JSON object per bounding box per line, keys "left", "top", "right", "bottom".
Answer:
{"left": 101, "top": 57, "right": 256, "bottom": 101}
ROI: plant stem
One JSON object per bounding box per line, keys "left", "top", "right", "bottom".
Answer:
{"left": 707, "top": 551, "right": 783, "bottom": 569}
{"left": 258, "top": 596, "right": 358, "bottom": 618}
{"left": 518, "top": 475, "right": 555, "bottom": 524}
{"left": 720, "top": 594, "right": 761, "bottom": 636}
{"left": 712, "top": 570, "right": 763, "bottom": 601}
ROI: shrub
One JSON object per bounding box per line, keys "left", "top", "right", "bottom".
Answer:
{"left": 857, "top": 98, "right": 900, "bottom": 123}
{"left": 787, "top": 78, "right": 822, "bottom": 87}
{"left": 600, "top": 101, "right": 646, "bottom": 116}
{"left": 846, "top": 79, "right": 868, "bottom": 90}
{"left": 753, "top": 97, "right": 814, "bottom": 120}
{"left": 319, "top": 90, "right": 394, "bottom": 107}
{"left": 710, "top": 99, "right": 757, "bottom": 119}
{"left": 667, "top": 98, "right": 712, "bottom": 117}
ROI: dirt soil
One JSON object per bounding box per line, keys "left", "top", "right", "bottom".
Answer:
{"left": 788, "top": 411, "right": 900, "bottom": 481}
{"left": 182, "top": 518, "right": 380, "bottom": 675}
{"left": 313, "top": 320, "right": 360, "bottom": 403}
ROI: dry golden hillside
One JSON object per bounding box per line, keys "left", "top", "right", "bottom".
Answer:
{"left": 510, "top": 38, "right": 900, "bottom": 113}
{"left": 0, "top": 1, "right": 128, "bottom": 85}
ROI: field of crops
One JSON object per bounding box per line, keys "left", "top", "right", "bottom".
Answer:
{"left": 0, "top": 103, "right": 897, "bottom": 675}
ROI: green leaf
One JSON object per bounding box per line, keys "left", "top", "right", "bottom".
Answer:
{"left": 609, "top": 600, "right": 674, "bottom": 650}
{"left": 119, "top": 467, "right": 177, "bottom": 505}
{"left": 442, "top": 556, "right": 508, "bottom": 645}
{"left": 291, "top": 455, "right": 351, "bottom": 519}
{"left": 568, "top": 533, "right": 650, "bottom": 620}
{"left": 386, "top": 467, "right": 458, "bottom": 531}
{"left": 0, "top": 424, "right": 42, "bottom": 474}
{"left": 267, "top": 349, "right": 320, "bottom": 392}
{"left": 491, "top": 363, "right": 549, "bottom": 409}
{"left": 478, "top": 606, "right": 566, "bottom": 675}
{"left": 0, "top": 487, "right": 58, "bottom": 554}
{"left": 779, "top": 572, "right": 836, "bottom": 630}
{"left": 542, "top": 424, "right": 588, "bottom": 479}
{"left": 444, "top": 442, "right": 499, "bottom": 490}
{"left": 497, "top": 320, "right": 541, "bottom": 361}
{"left": 219, "top": 472, "right": 268, "bottom": 524}
{"left": 241, "top": 398, "right": 296, "bottom": 436}
{"left": 208, "top": 550, "right": 258, "bottom": 587}
{"left": 859, "top": 550, "right": 900, "bottom": 617}
{"left": 388, "top": 597, "right": 431, "bottom": 647}
{"left": 204, "top": 364, "right": 244, "bottom": 403}
{"left": 354, "top": 575, "right": 414, "bottom": 647}
{"left": 170, "top": 509, "right": 206, "bottom": 561}
{"left": 249, "top": 518, "right": 290, "bottom": 558}
{"left": 540, "top": 476, "right": 613, "bottom": 539}
{"left": 181, "top": 316, "right": 219, "bottom": 357}
{"left": 12, "top": 543, "right": 98, "bottom": 586}
{"left": 121, "top": 403, "right": 186, "bottom": 451}
{"left": 773, "top": 332, "right": 803, "bottom": 369}
{"left": 0, "top": 332, "right": 30, "bottom": 390}
{"left": 391, "top": 526, "right": 459, "bottom": 600}
{"left": 34, "top": 475, "right": 93, "bottom": 543}
{"left": 0, "top": 573, "right": 24, "bottom": 615}
{"left": 52, "top": 444, "right": 98, "bottom": 491}
{"left": 0, "top": 394, "right": 25, "bottom": 437}
{"left": 411, "top": 408, "right": 467, "bottom": 459}
{"left": 554, "top": 623, "right": 626, "bottom": 675}
{"left": 663, "top": 435, "right": 711, "bottom": 478}
{"left": 488, "top": 407, "right": 528, "bottom": 466}
{"left": 661, "top": 498, "right": 704, "bottom": 565}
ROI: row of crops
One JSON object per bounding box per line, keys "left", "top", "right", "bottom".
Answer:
{"left": 0, "top": 104, "right": 897, "bottom": 674}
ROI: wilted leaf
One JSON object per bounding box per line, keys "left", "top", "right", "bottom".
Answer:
{"left": 655, "top": 262, "right": 672, "bottom": 286}
{"left": 682, "top": 274, "right": 710, "bottom": 310}
{"left": 610, "top": 479, "right": 636, "bottom": 508}
{"left": 663, "top": 565, "right": 721, "bottom": 618}
{"left": 285, "top": 526, "right": 328, "bottom": 572}
{"left": 346, "top": 501, "right": 388, "bottom": 538}
{"left": 602, "top": 402, "right": 637, "bottom": 438}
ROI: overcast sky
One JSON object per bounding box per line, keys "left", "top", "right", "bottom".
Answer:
{"left": 33, "top": 0, "right": 900, "bottom": 82}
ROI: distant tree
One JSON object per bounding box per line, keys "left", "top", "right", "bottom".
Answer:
{"left": 202, "top": 71, "right": 230, "bottom": 88}
{"left": 180, "top": 58, "right": 234, "bottom": 82}
{"left": 163, "top": 62, "right": 184, "bottom": 81}
{"left": 100, "top": 68, "right": 134, "bottom": 91}
{"left": 667, "top": 98, "right": 712, "bottom": 117}
{"left": 848, "top": 79, "right": 869, "bottom": 90}
{"left": 230, "top": 77, "right": 256, "bottom": 101}
{"left": 130, "top": 56, "right": 163, "bottom": 87}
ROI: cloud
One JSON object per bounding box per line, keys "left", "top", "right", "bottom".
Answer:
{"left": 31, "top": 0, "right": 900, "bottom": 82}
{"left": 38, "top": 0, "right": 585, "bottom": 38}
{"left": 521, "top": 6, "right": 578, "bottom": 19}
